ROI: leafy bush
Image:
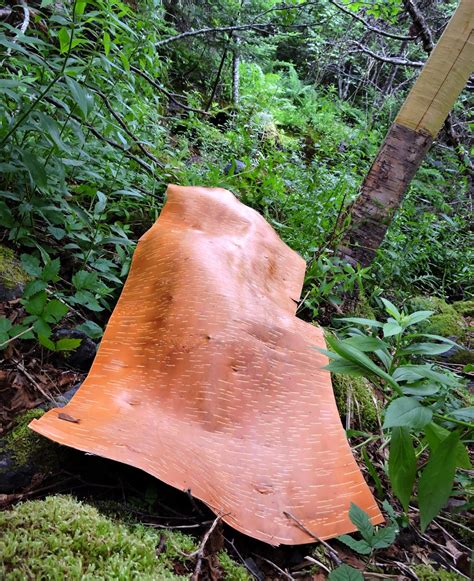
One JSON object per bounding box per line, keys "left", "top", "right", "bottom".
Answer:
{"left": 323, "top": 298, "right": 472, "bottom": 530}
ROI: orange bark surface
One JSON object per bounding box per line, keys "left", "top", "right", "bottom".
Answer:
{"left": 30, "top": 185, "right": 383, "bottom": 545}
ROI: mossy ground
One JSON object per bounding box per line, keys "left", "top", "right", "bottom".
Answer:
{"left": 412, "top": 564, "right": 465, "bottom": 580}
{"left": 3, "top": 409, "right": 54, "bottom": 467}
{"left": 0, "top": 495, "right": 250, "bottom": 580}
{"left": 407, "top": 296, "right": 465, "bottom": 338}
{"left": 0, "top": 244, "right": 29, "bottom": 290}
{"left": 0, "top": 495, "right": 194, "bottom": 580}
{"left": 332, "top": 373, "right": 378, "bottom": 431}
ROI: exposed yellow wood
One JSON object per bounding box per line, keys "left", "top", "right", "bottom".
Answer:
{"left": 396, "top": 0, "right": 474, "bottom": 137}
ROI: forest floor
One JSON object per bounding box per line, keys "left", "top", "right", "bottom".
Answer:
{"left": 1, "top": 290, "right": 472, "bottom": 580}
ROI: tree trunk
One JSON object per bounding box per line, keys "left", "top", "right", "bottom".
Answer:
{"left": 232, "top": 35, "right": 241, "bottom": 109}
{"left": 340, "top": 0, "right": 474, "bottom": 267}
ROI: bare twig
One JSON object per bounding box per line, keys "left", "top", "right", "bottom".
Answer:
{"left": 283, "top": 511, "right": 342, "bottom": 565}
{"left": 303, "top": 555, "right": 331, "bottom": 574}
{"left": 14, "top": 359, "right": 57, "bottom": 404}
{"left": 0, "top": 325, "right": 34, "bottom": 348}
{"left": 350, "top": 42, "right": 424, "bottom": 67}
{"left": 255, "top": 554, "right": 295, "bottom": 580}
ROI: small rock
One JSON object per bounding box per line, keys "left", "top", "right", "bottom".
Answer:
{"left": 223, "top": 159, "right": 246, "bottom": 176}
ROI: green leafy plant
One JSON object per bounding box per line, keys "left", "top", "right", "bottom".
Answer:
{"left": 328, "top": 502, "right": 398, "bottom": 579}
{"left": 337, "top": 503, "right": 398, "bottom": 556}
{"left": 323, "top": 298, "right": 472, "bottom": 531}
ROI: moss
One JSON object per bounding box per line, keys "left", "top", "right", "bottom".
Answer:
{"left": 447, "top": 349, "right": 474, "bottom": 365}
{"left": 332, "top": 373, "right": 378, "bottom": 430}
{"left": 3, "top": 409, "right": 57, "bottom": 468}
{"left": 412, "top": 564, "right": 464, "bottom": 580}
{"left": 0, "top": 495, "right": 194, "bottom": 580}
{"left": 407, "top": 296, "right": 465, "bottom": 338}
{"left": 353, "top": 293, "right": 377, "bottom": 320}
{"left": 0, "top": 244, "right": 29, "bottom": 290}
{"left": 453, "top": 299, "right": 474, "bottom": 317}
{"left": 218, "top": 551, "right": 251, "bottom": 580}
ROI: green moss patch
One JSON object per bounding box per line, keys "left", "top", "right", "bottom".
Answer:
{"left": 0, "top": 244, "right": 29, "bottom": 291}
{"left": 0, "top": 495, "right": 195, "bottom": 580}
{"left": 412, "top": 564, "right": 464, "bottom": 580}
{"left": 407, "top": 296, "right": 465, "bottom": 339}
{"left": 332, "top": 373, "right": 378, "bottom": 431}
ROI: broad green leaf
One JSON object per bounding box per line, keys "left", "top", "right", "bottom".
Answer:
{"left": 348, "top": 503, "right": 373, "bottom": 541}
{"left": 72, "top": 270, "right": 98, "bottom": 290}
{"left": 401, "top": 343, "right": 452, "bottom": 356}
{"left": 407, "top": 334, "right": 458, "bottom": 347}
{"left": 23, "top": 280, "right": 48, "bottom": 299}
{"left": 55, "top": 338, "right": 82, "bottom": 351}
{"left": 94, "top": 191, "right": 107, "bottom": 215}
{"left": 58, "top": 27, "right": 70, "bottom": 54}
{"left": 43, "top": 299, "right": 68, "bottom": 323}
{"left": 404, "top": 311, "right": 434, "bottom": 327}
{"left": 337, "top": 535, "right": 372, "bottom": 555}
{"left": 25, "top": 291, "right": 47, "bottom": 316}
{"left": 0, "top": 318, "right": 12, "bottom": 334}
{"left": 326, "top": 335, "right": 400, "bottom": 391}
{"left": 419, "top": 431, "right": 460, "bottom": 532}
{"left": 448, "top": 407, "right": 474, "bottom": 422}
{"left": 103, "top": 31, "right": 111, "bottom": 56}
{"left": 41, "top": 258, "right": 60, "bottom": 282}
{"left": 371, "top": 525, "right": 398, "bottom": 549}
{"left": 338, "top": 317, "right": 383, "bottom": 328}
{"left": 401, "top": 382, "right": 440, "bottom": 396}
{"left": 383, "top": 320, "right": 403, "bottom": 338}
{"left": 383, "top": 397, "right": 432, "bottom": 430}
{"left": 77, "top": 320, "right": 103, "bottom": 339}
{"left": 22, "top": 150, "right": 47, "bottom": 188}
{"left": 34, "top": 318, "right": 52, "bottom": 337}
{"left": 38, "top": 334, "right": 55, "bottom": 350}
{"left": 389, "top": 427, "right": 416, "bottom": 511}
{"left": 66, "top": 76, "right": 91, "bottom": 119}
{"left": 381, "top": 298, "right": 401, "bottom": 320}
{"left": 392, "top": 365, "right": 460, "bottom": 387}
{"left": 343, "top": 335, "right": 388, "bottom": 352}
{"left": 424, "top": 423, "right": 471, "bottom": 469}
{"left": 325, "top": 360, "right": 367, "bottom": 376}
{"left": 328, "top": 564, "right": 364, "bottom": 581}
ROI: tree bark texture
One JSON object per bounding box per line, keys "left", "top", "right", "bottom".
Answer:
{"left": 341, "top": 0, "right": 474, "bottom": 267}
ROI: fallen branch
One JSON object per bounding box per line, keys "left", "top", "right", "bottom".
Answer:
{"left": 283, "top": 511, "right": 342, "bottom": 566}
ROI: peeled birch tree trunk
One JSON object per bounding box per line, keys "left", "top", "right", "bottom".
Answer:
{"left": 340, "top": 0, "right": 474, "bottom": 267}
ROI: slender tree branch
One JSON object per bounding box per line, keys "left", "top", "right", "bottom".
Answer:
{"left": 350, "top": 41, "right": 424, "bottom": 67}
{"left": 205, "top": 42, "right": 229, "bottom": 111}
{"left": 44, "top": 95, "right": 158, "bottom": 176}
{"left": 155, "top": 23, "right": 274, "bottom": 48}
{"left": 130, "top": 65, "right": 209, "bottom": 115}
{"left": 84, "top": 83, "right": 164, "bottom": 168}
{"left": 402, "top": 0, "right": 434, "bottom": 52}
{"left": 329, "top": 0, "right": 416, "bottom": 41}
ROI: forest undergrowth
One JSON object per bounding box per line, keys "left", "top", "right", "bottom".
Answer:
{"left": 0, "top": 0, "right": 472, "bottom": 579}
